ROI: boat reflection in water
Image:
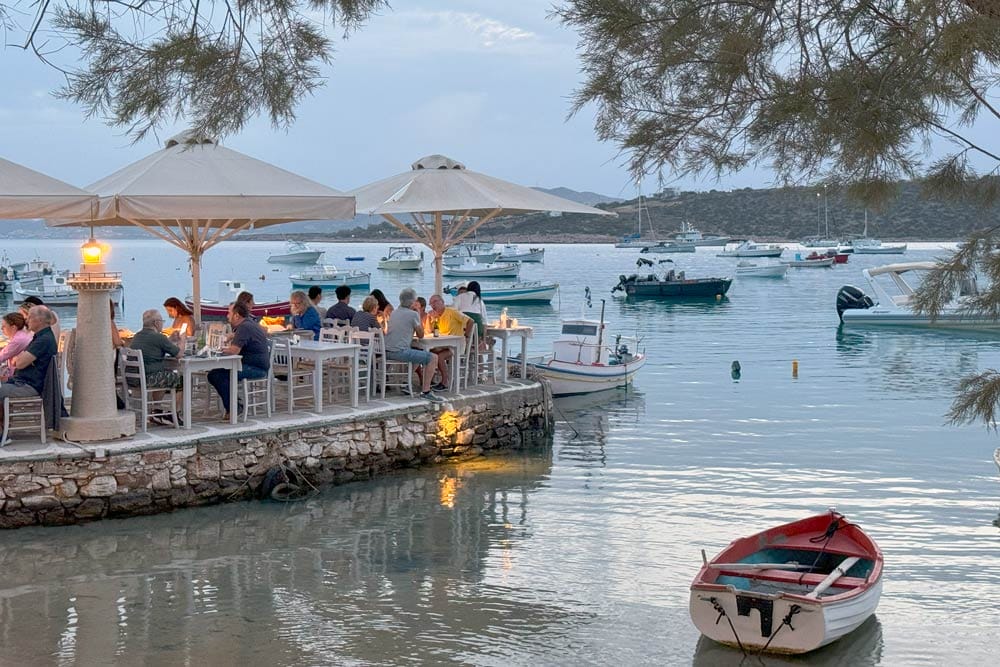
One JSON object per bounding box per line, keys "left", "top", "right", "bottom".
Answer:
{"left": 553, "top": 388, "right": 646, "bottom": 469}
{"left": 692, "top": 616, "right": 884, "bottom": 667}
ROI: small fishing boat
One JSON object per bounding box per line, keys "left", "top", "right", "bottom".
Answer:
{"left": 498, "top": 244, "right": 545, "bottom": 262}
{"left": 690, "top": 509, "right": 883, "bottom": 655}
{"left": 640, "top": 241, "right": 696, "bottom": 254}
{"left": 266, "top": 240, "right": 323, "bottom": 264}
{"left": 735, "top": 261, "right": 788, "bottom": 278}
{"left": 852, "top": 239, "right": 907, "bottom": 254}
{"left": 442, "top": 249, "right": 501, "bottom": 266}
{"left": 717, "top": 240, "right": 784, "bottom": 258}
{"left": 187, "top": 280, "right": 292, "bottom": 319}
{"left": 613, "top": 258, "right": 732, "bottom": 298}
{"left": 377, "top": 246, "right": 423, "bottom": 270}
{"left": 527, "top": 305, "right": 645, "bottom": 396}
{"left": 444, "top": 280, "right": 559, "bottom": 303}
{"left": 782, "top": 252, "right": 836, "bottom": 268}
{"left": 289, "top": 265, "right": 371, "bottom": 290}
{"left": 441, "top": 258, "right": 520, "bottom": 278}
{"left": 13, "top": 274, "right": 123, "bottom": 307}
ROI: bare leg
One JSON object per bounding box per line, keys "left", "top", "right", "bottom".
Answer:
{"left": 422, "top": 353, "right": 438, "bottom": 392}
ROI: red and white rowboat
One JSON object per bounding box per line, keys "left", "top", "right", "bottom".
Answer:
{"left": 689, "top": 510, "right": 883, "bottom": 655}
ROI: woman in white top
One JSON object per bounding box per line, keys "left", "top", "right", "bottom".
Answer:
{"left": 452, "top": 281, "right": 488, "bottom": 339}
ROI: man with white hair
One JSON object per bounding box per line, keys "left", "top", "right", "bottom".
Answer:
{"left": 384, "top": 287, "right": 442, "bottom": 402}
{"left": 0, "top": 305, "right": 58, "bottom": 408}
{"left": 129, "top": 309, "right": 185, "bottom": 387}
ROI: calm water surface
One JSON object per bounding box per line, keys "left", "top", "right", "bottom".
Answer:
{"left": 1, "top": 240, "right": 998, "bottom": 665}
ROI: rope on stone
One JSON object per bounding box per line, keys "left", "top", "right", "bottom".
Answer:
{"left": 707, "top": 596, "right": 747, "bottom": 656}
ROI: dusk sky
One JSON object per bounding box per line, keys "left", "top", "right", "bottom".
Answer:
{"left": 0, "top": 2, "right": 780, "bottom": 201}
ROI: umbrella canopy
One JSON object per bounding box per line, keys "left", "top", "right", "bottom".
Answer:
{"left": 350, "top": 154, "right": 616, "bottom": 293}
{"left": 48, "top": 131, "right": 356, "bottom": 323}
{"left": 0, "top": 157, "right": 97, "bottom": 219}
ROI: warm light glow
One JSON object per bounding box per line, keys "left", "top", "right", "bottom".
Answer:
{"left": 439, "top": 476, "right": 458, "bottom": 509}
{"left": 81, "top": 238, "right": 103, "bottom": 264}
{"left": 436, "top": 410, "right": 461, "bottom": 438}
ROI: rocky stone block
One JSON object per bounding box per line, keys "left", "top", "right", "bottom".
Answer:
{"left": 73, "top": 498, "right": 108, "bottom": 519}
{"left": 21, "top": 494, "right": 62, "bottom": 510}
{"left": 81, "top": 476, "right": 118, "bottom": 497}
{"left": 109, "top": 490, "right": 154, "bottom": 515}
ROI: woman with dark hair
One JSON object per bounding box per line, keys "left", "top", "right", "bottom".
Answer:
{"left": 0, "top": 312, "right": 31, "bottom": 380}
{"left": 369, "top": 288, "right": 394, "bottom": 329}
{"left": 163, "top": 297, "right": 195, "bottom": 335}
{"left": 453, "top": 280, "right": 488, "bottom": 338}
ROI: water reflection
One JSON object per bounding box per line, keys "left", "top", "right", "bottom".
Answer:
{"left": 692, "top": 616, "right": 884, "bottom": 667}
{"left": 0, "top": 449, "right": 564, "bottom": 665}
{"left": 553, "top": 389, "right": 646, "bottom": 470}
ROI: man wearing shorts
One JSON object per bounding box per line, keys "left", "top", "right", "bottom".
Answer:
{"left": 384, "top": 288, "right": 442, "bottom": 402}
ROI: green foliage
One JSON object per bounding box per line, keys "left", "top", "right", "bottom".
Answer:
{"left": 6, "top": 0, "right": 388, "bottom": 141}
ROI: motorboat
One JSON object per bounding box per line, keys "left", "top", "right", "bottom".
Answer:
{"left": 187, "top": 280, "right": 292, "bottom": 320}
{"left": 673, "top": 221, "right": 730, "bottom": 246}
{"left": 613, "top": 258, "right": 732, "bottom": 298}
{"left": 14, "top": 274, "right": 123, "bottom": 307}
{"left": 836, "top": 261, "right": 1000, "bottom": 328}
{"left": 801, "top": 236, "right": 841, "bottom": 248}
{"left": 290, "top": 265, "right": 371, "bottom": 290}
{"left": 377, "top": 246, "right": 423, "bottom": 270}
{"left": 441, "top": 258, "right": 520, "bottom": 278}
{"left": 498, "top": 244, "right": 545, "bottom": 262}
{"left": 266, "top": 240, "right": 323, "bottom": 264}
{"left": 345, "top": 256, "right": 365, "bottom": 262}
{"left": 735, "top": 261, "right": 788, "bottom": 278}
{"left": 0, "top": 256, "right": 67, "bottom": 292}
{"left": 717, "top": 240, "right": 784, "bottom": 258}
{"left": 444, "top": 280, "right": 559, "bottom": 303}
{"left": 526, "top": 310, "right": 645, "bottom": 396}
{"left": 782, "top": 252, "right": 836, "bottom": 268}
{"left": 690, "top": 509, "right": 883, "bottom": 655}
{"left": 442, "top": 247, "right": 502, "bottom": 266}
{"left": 852, "top": 239, "right": 907, "bottom": 254}
{"left": 639, "top": 241, "right": 696, "bottom": 254}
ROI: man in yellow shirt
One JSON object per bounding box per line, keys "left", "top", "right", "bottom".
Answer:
{"left": 427, "top": 294, "right": 473, "bottom": 391}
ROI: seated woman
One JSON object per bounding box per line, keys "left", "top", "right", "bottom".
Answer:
{"left": 351, "top": 295, "right": 381, "bottom": 332}
{"left": 129, "top": 309, "right": 185, "bottom": 401}
{"left": 289, "top": 290, "right": 321, "bottom": 340}
{"left": 452, "top": 280, "right": 488, "bottom": 339}
{"left": 163, "top": 297, "right": 196, "bottom": 336}
{"left": 370, "top": 289, "right": 394, "bottom": 330}
{"left": 0, "top": 312, "right": 32, "bottom": 381}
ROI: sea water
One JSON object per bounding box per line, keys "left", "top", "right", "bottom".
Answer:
{"left": 0, "top": 240, "right": 998, "bottom": 665}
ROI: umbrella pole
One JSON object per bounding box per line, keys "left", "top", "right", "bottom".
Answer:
{"left": 191, "top": 253, "right": 203, "bottom": 327}
{"left": 434, "top": 249, "right": 444, "bottom": 295}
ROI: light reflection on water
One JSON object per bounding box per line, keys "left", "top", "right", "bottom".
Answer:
{"left": 1, "top": 242, "right": 1000, "bottom": 664}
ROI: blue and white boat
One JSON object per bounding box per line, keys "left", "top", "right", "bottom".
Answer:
{"left": 289, "top": 265, "right": 371, "bottom": 291}
{"left": 445, "top": 280, "right": 559, "bottom": 304}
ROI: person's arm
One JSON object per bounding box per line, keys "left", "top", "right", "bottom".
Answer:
{"left": 224, "top": 325, "right": 246, "bottom": 355}
{"left": 162, "top": 335, "right": 181, "bottom": 359}
{"left": 111, "top": 322, "right": 124, "bottom": 349}
{"left": 413, "top": 310, "right": 425, "bottom": 339}
{"left": 13, "top": 348, "right": 37, "bottom": 370}
{"left": 463, "top": 314, "right": 474, "bottom": 338}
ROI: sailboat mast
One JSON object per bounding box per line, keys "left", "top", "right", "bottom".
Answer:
{"left": 824, "top": 187, "right": 830, "bottom": 237}
{"left": 596, "top": 299, "right": 606, "bottom": 355}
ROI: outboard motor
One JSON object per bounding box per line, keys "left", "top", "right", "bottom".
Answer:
{"left": 836, "top": 285, "right": 874, "bottom": 321}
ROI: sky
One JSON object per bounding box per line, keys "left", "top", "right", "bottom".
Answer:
{"left": 0, "top": 2, "right": 775, "bottom": 200}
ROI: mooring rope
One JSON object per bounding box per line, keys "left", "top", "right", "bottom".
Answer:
{"left": 759, "top": 604, "right": 802, "bottom": 653}
{"left": 708, "top": 596, "right": 747, "bottom": 655}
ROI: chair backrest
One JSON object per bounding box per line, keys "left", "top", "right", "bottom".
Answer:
{"left": 321, "top": 325, "right": 355, "bottom": 343}
{"left": 349, "top": 330, "right": 375, "bottom": 363}
{"left": 322, "top": 318, "right": 337, "bottom": 329}
{"left": 121, "top": 348, "right": 147, "bottom": 394}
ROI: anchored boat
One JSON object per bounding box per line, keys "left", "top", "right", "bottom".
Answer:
{"left": 613, "top": 258, "right": 732, "bottom": 298}
{"left": 187, "top": 280, "right": 291, "bottom": 319}
{"left": 377, "top": 246, "right": 423, "bottom": 270}
{"left": 444, "top": 280, "right": 558, "bottom": 304}
{"left": 267, "top": 240, "right": 323, "bottom": 264}
{"left": 690, "top": 510, "right": 883, "bottom": 655}
{"left": 718, "top": 240, "right": 784, "bottom": 258}
{"left": 441, "top": 258, "right": 520, "bottom": 278}
{"left": 289, "top": 265, "right": 371, "bottom": 290}
{"left": 498, "top": 244, "right": 545, "bottom": 263}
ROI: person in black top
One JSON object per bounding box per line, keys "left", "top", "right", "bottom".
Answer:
{"left": 324, "top": 284, "right": 356, "bottom": 322}
{"left": 0, "top": 306, "right": 58, "bottom": 409}
{"left": 308, "top": 286, "right": 323, "bottom": 308}
{"left": 207, "top": 301, "right": 270, "bottom": 420}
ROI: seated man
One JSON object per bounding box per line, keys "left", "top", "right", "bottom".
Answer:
{"left": 384, "top": 288, "right": 442, "bottom": 403}
{"left": 129, "top": 309, "right": 185, "bottom": 421}
{"left": 324, "top": 285, "right": 356, "bottom": 323}
{"left": 208, "top": 301, "right": 270, "bottom": 420}
{"left": 0, "top": 305, "right": 58, "bottom": 412}
{"left": 308, "top": 286, "right": 323, "bottom": 308}
{"left": 427, "top": 294, "right": 473, "bottom": 392}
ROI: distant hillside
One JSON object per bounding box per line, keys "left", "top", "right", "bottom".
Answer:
{"left": 532, "top": 186, "right": 622, "bottom": 206}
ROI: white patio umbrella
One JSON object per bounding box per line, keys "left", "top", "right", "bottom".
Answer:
{"left": 0, "top": 157, "right": 97, "bottom": 219}
{"left": 47, "top": 131, "right": 355, "bottom": 323}
{"left": 349, "top": 155, "right": 616, "bottom": 293}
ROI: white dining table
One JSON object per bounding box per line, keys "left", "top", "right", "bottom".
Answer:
{"left": 486, "top": 325, "right": 534, "bottom": 382}
{"left": 288, "top": 340, "right": 361, "bottom": 409}
{"left": 412, "top": 334, "right": 465, "bottom": 392}
{"left": 178, "top": 354, "right": 242, "bottom": 429}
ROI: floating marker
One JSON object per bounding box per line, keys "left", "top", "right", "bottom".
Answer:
{"left": 731, "top": 360, "right": 741, "bottom": 381}
{"left": 792, "top": 359, "right": 799, "bottom": 378}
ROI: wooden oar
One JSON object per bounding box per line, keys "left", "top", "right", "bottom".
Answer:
{"left": 805, "top": 556, "right": 861, "bottom": 598}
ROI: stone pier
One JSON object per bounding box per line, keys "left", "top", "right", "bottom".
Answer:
{"left": 0, "top": 382, "right": 552, "bottom": 529}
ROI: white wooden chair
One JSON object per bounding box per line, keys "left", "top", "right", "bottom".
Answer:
{"left": 271, "top": 339, "right": 314, "bottom": 414}
{"left": 120, "top": 348, "right": 180, "bottom": 432}
{"left": 460, "top": 329, "right": 479, "bottom": 389}
{"left": 1, "top": 396, "right": 45, "bottom": 446}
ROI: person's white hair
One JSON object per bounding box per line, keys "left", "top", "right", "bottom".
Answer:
{"left": 398, "top": 287, "right": 417, "bottom": 308}
{"left": 28, "top": 305, "right": 55, "bottom": 325}
{"left": 142, "top": 309, "right": 163, "bottom": 328}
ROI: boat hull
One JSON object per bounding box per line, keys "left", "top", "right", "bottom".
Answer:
{"left": 446, "top": 282, "right": 558, "bottom": 303}
{"left": 854, "top": 245, "right": 907, "bottom": 254}
{"left": 719, "top": 248, "right": 783, "bottom": 258}
{"left": 289, "top": 272, "right": 371, "bottom": 290}
{"left": 623, "top": 278, "right": 732, "bottom": 298}
{"left": 442, "top": 264, "right": 520, "bottom": 278}
{"left": 841, "top": 308, "right": 1000, "bottom": 329}
{"left": 783, "top": 258, "right": 835, "bottom": 268}
{"left": 641, "top": 243, "right": 696, "bottom": 253}
{"left": 377, "top": 259, "right": 423, "bottom": 270}
{"left": 13, "top": 281, "right": 123, "bottom": 307}
{"left": 266, "top": 251, "right": 323, "bottom": 264}
{"left": 190, "top": 299, "right": 292, "bottom": 320}
{"left": 736, "top": 264, "right": 788, "bottom": 278}
{"left": 528, "top": 354, "right": 645, "bottom": 396}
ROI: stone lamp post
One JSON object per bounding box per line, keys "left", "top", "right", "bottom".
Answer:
{"left": 61, "top": 238, "right": 136, "bottom": 442}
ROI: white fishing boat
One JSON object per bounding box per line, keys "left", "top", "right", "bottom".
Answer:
{"left": 673, "top": 221, "right": 730, "bottom": 246}
{"left": 289, "top": 265, "right": 371, "bottom": 290}
{"left": 615, "top": 184, "right": 663, "bottom": 248}
{"left": 717, "top": 240, "right": 784, "bottom": 258}
{"left": 0, "top": 256, "right": 67, "bottom": 292}
{"left": 640, "top": 241, "right": 696, "bottom": 254}
{"left": 527, "top": 308, "right": 645, "bottom": 396}
{"left": 441, "top": 258, "right": 520, "bottom": 278}
{"left": 267, "top": 240, "right": 323, "bottom": 264}
{"left": 735, "top": 261, "right": 788, "bottom": 278}
{"left": 836, "top": 261, "right": 999, "bottom": 328}
{"left": 444, "top": 280, "right": 559, "bottom": 303}
{"left": 377, "top": 246, "right": 423, "bottom": 270}
{"left": 442, "top": 246, "right": 502, "bottom": 266}
{"left": 851, "top": 211, "right": 906, "bottom": 254}
{"left": 498, "top": 244, "right": 545, "bottom": 262}
{"left": 13, "top": 274, "right": 123, "bottom": 307}
{"left": 690, "top": 510, "right": 883, "bottom": 655}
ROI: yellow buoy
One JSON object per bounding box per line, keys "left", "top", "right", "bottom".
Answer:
{"left": 792, "top": 359, "right": 799, "bottom": 378}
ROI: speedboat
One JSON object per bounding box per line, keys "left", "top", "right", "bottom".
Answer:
{"left": 613, "top": 258, "right": 731, "bottom": 298}
{"left": 444, "top": 280, "right": 558, "bottom": 303}
{"left": 377, "top": 246, "right": 423, "bottom": 270}
{"left": 267, "top": 240, "right": 323, "bottom": 264}
{"left": 0, "top": 257, "right": 68, "bottom": 292}
{"left": 498, "top": 244, "right": 545, "bottom": 262}
{"left": 442, "top": 248, "right": 501, "bottom": 266}
{"left": 527, "top": 315, "right": 645, "bottom": 396}
{"left": 690, "top": 509, "right": 883, "bottom": 655}
{"left": 735, "top": 261, "right": 788, "bottom": 278}
{"left": 187, "top": 280, "right": 291, "bottom": 319}
{"left": 673, "top": 222, "right": 730, "bottom": 246}
{"left": 13, "top": 274, "right": 123, "bottom": 307}
{"left": 640, "top": 241, "right": 696, "bottom": 254}
{"left": 441, "top": 258, "right": 520, "bottom": 278}
{"left": 836, "top": 261, "right": 999, "bottom": 328}
{"left": 717, "top": 240, "right": 784, "bottom": 258}
{"left": 852, "top": 238, "right": 907, "bottom": 254}
{"left": 289, "top": 265, "right": 371, "bottom": 290}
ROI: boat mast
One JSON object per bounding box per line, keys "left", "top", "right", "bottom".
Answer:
{"left": 823, "top": 185, "right": 829, "bottom": 238}
{"left": 596, "top": 298, "right": 606, "bottom": 355}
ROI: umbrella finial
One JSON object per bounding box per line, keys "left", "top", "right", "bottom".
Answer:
{"left": 412, "top": 155, "right": 465, "bottom": 171}
{"left": 166, "top": 130, "right": 217, "bottom": 149}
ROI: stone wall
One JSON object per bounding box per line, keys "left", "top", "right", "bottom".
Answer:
{"left": 0, "top": 384, "right": 552, "bottom": 529}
